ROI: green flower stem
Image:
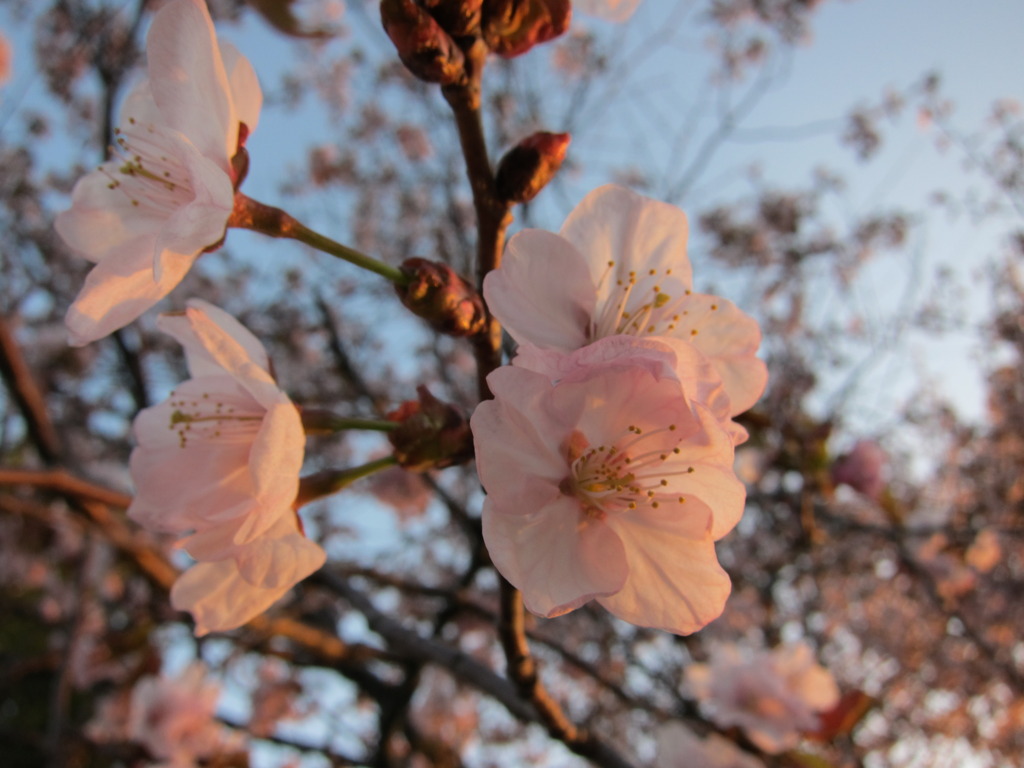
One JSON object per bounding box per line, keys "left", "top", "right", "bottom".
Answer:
{"left": 301, "top": 408, "right": 397, "bottom": 435}
{"left": 296, "top": 456, "right": 399, "bottom": 507}
{"left": 229, "top": 193, "right": 409, "bottom": 285}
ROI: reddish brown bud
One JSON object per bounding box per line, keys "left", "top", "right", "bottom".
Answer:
{"left": 424, "top": 0, "right": 484, "bottom": 38}
{"left": 396, "top": 257, "right": 487, "bottom": 337}
{"left": 495, "top": 131, "right": 570, "bottom": 203}
{"left": 381, "top": 0, "right": 466, "bottom": 84}
{"left": 481, "top": 0, "right": 570, "bottom": 58}
{"left": 387, "top": 386, "right": 474, "bottom": 471}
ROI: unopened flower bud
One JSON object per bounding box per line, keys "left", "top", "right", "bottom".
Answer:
{"left": 481, "top": 0, "right": 570, "bottom": 58}
{"left": 831, "top": 440, "right": 886, "bottom": 501}
{"left": 381, "top": 0, "right": 465, "bottom": 84}
{"left": 495, "top": 131, "right": 570, "bottom": 203}
{"left": 388, "top": 386, "right": 474, "bottom": 471}
{"left": 396, "top": 257, "right": 487, "bottom": 337}
{"left": 424, "top": 0, "right": 483, "bottom": 38}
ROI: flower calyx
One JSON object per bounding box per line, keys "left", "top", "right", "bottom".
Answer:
{"left": 496, "top": 131, "right": 571, "bottom": 204}
{"left": 395, "top": 257, "right": 487, "bottom": 337}
{"left": 387, "top": 385, "right": 474, "bottom": 471}
{"left": 381, "top": 0, "right": 466, "bottom": 85}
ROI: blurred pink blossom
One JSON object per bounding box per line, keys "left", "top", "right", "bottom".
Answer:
{"left": 129, "top": 300, "right": 323, "bottom": 634}
{"left": 831, "top": 439, "right": 886, "bottom": 500}
{"left": 484, "top": 184, "right": 767, "bottom": 423}
{"left": 55, "top": 0, "right": 261, "bottom": 345}
{"left": 87, "top": 662, "right": 236, "bottom": 765}
{"left": 367, "top": 464, "right": 433, "bottom": 521}
{"left": 471, "top": 341, "right": 744, "bottom": 634}
{"left": 685, "top": 641, "right": 840, "bottom": 754}
{"left": 575, "top": 0, "right": 643, "bottom": 23}
{"left": 396, "top": 124, "right": 433, "bottom": 161}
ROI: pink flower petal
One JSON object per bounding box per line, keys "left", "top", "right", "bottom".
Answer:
{"left": 485, "top": 229, "right": 595, "bottom": 349}
{"left": 157, "top": 299, "right": 270, "bottom": 379}
{"left": 599, "top": 501, "right": 731, "bottom": 634}
{"left": 235, "top": 516, "right": 327, "bottom": 589}
{"left": 146, "top": 0, "right": 235, "bottom": 168}
{"left": 171, "top": 558, "right": 290, "bottom": 636}
{"left": 483, "top": 496, "right": 628, "bottom": 617}
{"left": 219, "top": 40, "right": 262, "bottom": 137}
{"left": 560, "top": 184, "right": 694, "bottom": 297}
{"left": 672, "top": 294, "right": 767, "bottom": 414}
{"left": 171, "top": 514, "right": 324, "bottom": 635}
{"left": 128, "top": 377, "right": 263, "bottom": 532}
{"left": 64, "top": 237, "right": 198, "bottom": 346}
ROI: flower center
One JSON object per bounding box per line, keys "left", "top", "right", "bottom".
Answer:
{"left": 590, "top": 261, "right": 685, "bottom": 339}
{"left": 167, "top": 390, "right": 264, "bottom": 449}
{"left": 101, "top": 116, "right": 195, "bottom": 213}
{"left": 560, "top": 426, "right": 695, "bottom": 518}
{"left": 589, "top": 260, "right": 719, "bottom": 342}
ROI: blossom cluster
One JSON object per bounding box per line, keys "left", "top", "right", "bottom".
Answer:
{"left": 55, "top": 0, "right": 320, "bottom": 634}
{"left": 53, "top": 0, "right": 767, "bottom": 643}
{"left": 86, "top": 662, "right": 240, "bottom": 766}
{"left": 685, "top": 640, "right": 840, "bottom": 754}
{"left": 473, "top": 185, "right": 767, "bottom": 633}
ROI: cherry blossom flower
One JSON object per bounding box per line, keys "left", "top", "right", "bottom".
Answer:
{"left": 87, "top": 662, "right": 239, "bottom": 765}
{"left": 471, "top": 344, "right": 745, "bottom": 634}
{"left": 128, "top": 300, "right": 323, "bottom": 634}
{"left": 656, "top": 723, "right": 765, "bottom": 768}
{"left": 55, "top": 0, "right": 261, "bottom": 345}
{"left": 684, "top": 641, "right": 840, "bottom": 754}
{"left": 484, "top": 184, "right": 767, "bottom": 417}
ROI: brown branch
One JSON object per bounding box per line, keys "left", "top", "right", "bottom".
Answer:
{"left": 0, "top": 467, "right": 389, "bottom": 665}
{"left": 437, "top": 34, "right": 634, "bottom": 768}
{"left": 441, "top": 41, "right": 511, "bottom": 403}
{"left": 0, "top": 316, "right": 62, "bottom": 463}
{"left": 0, "top": 467, "right": 132, "bottom": 508}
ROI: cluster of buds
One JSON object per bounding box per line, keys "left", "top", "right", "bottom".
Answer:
{"left": 395, "top": 257, "right": 487, "bottom": 337}
{"left": 388, "top": 385, "right": 474, "bottom": 471}
{"left": 381, "top": 0, "right": 570, "bottom": 83}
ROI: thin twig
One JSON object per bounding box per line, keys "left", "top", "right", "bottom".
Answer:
{"left": 0, "top": 316, "right": 62, "bottom": 463}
